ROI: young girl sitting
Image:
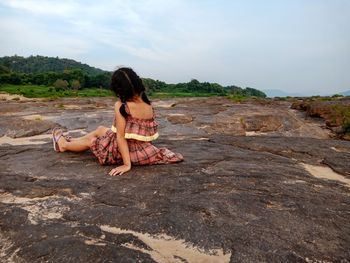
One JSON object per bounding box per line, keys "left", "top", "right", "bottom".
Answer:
{"left": 52, "top": 67, "right": 184, "bottom": 176}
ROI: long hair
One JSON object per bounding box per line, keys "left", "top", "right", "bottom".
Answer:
{"left": 110, "top": 67, "right": 151, "bottom": 118}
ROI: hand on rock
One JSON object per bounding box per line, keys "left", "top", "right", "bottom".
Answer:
{"left": 109, "top": 165, "right": 131, "bottom": 176}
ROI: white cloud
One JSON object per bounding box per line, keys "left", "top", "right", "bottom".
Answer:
{"left": 0, "top": 0, "right": 77, "bottom": 16}
{"left": 0, "top": 0, "right": 349, "bottom": 94}
{"left": 0, "top": 16, "right": 91, "bottom": 58}
{"left": 0, "top": 0, "right": 221, "bottom": 62}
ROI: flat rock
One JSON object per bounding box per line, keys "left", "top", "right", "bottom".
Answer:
{"left": 291, "top": 98, "right": 350, "bottom": 139}
{"left": 0, "top": 97, "right": 349, "bottom": 262}
{"left": 166, "top": 113, "right": 194, "bottom": 124}
{"left": 0, "top": 117, "right": 58, "bottom": 138}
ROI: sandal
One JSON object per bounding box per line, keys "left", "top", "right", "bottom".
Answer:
{"left": 52, "top": 127, "right": 63, "bottom": 152}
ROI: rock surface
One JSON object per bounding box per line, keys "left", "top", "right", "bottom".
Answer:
{"left": 291, "top": 97, "right": 350, "bottom": 140}
{"left": 0, "top": 97, "right": 349, "bottom": 262}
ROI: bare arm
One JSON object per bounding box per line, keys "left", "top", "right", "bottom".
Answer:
{"left": 109, "top": 101, "right": 131, "bottom": 176}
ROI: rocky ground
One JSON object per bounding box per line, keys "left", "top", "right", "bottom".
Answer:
{"left": 291, "top": 97, "right": 350, "bottom": 140}
{"left": 0, "top": 96, "right": 349, "bottom": 263}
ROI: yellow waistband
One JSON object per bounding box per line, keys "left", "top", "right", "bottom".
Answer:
{"left": 111, "top": 125, "right": 159, "bottom": 141}
{"left": 125, "top": 132, "right": 159, "bottom": 141}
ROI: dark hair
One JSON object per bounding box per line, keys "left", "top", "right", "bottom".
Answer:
{"left": 110, "top": 67, "right": 151, "bottom": 118}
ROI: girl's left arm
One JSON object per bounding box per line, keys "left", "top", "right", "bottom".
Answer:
{"left": 109, "top": 101, "right": 131, "bottom": 176}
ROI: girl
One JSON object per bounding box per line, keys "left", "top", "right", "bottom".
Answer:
{"left": 52, "top": 67, "right": 184, "bottom": 176}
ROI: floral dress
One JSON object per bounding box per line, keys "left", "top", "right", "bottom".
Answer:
{"left": 90, "top": 104, "right": 184, "bottom": 166}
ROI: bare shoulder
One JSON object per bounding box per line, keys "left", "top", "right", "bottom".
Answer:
{"left": 114, "top": 100, "right": 122, "bottom": 111}
{"left": 128, "top": 101, "right": 154, "bottom": 119}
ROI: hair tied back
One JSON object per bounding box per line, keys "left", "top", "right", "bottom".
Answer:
{"left": 120, "top": 70, "right": 135, "bottom": 91}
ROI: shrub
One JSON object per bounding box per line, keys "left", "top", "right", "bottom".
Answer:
{"left": 332, "top": 94, "right": 343, "bottom": 98}
{"left": 71, "top": 79, "right": 81, "bottom": 90}
{"left": 227, "top": 94, "right": 247, "bottom": 103}
{"left": 332, "top": 105, "right": 350, "bottom": 134}
{"left": 53, "top": 79, "right": 68, "bottom": 90}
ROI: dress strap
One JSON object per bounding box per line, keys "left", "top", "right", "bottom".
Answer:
{"left": 123, "top": 102, "right": 156, "bottom": 119}
{"left": 123, "top": 102, "right": 131, "bottom": 115}
{"left": 152, "top": 106, "right": 156, "bottom": 118}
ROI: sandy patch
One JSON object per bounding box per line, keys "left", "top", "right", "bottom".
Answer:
{"left": 100, "top": 225, "right": 231, "bottom": 263}
{"left": 24, "top": 202, "right": 69, "bottom": 224}
{"left": 245, "top": 131, "right": 268, "bottom": 136}
{"left": 0, "top": 128, "right": 88, "bottom": 146}
{"left": 22, "top": 114, "right": 47, "bottom": 121}
{"left": 166, "top": 136, "right": 209, "bottom": 141}
{"left": 0, "top": 232, "right": 21, "bottom": 263}
{"left": 59, "top": 104, "right": 82, "bottom": 110}
{"left": 283, "top": 180, "right": 307, "bottom": 184}
{"left": 167, "top": 113, "right": 185, "bottom": 117}
{"left": 0, "top": 134, "right": 51, "bottom": 146}
{"left": 0, "top": 192, "right": 79, "bottom": 225}
{"left": 0, "top": 92, "right": 33, "bottom": 101}
{"left": 153, "top": 100, "right": 177, "bottom": 108}
{"left": 191, "top": 137, "right": 209, "bottom": 141}
{"left": 83, "top": 239, "right": 106, "bottom": 246}
{"left": 0, "top": 193, "right": 54, "bottom": 204}
{"left": 301, "top": 163, "right": 350, "bottom": 188}
{"left": 331, "top": 146, "right": 350, "bottom": 153}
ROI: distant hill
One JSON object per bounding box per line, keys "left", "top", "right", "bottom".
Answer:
{"left": 263, "top": 89, "right": 304, "bottom": 97}
{"left": 0, "top": 55, "right": 106, "bottom": 76}
{"left": 0, "top": 55, "right": 266, "bottom": 97}
{"left": 227, "top": 85, "right": 266, "bottom": 97}
{"left": 340, "top": 90, "right": 350, "bottom": 96}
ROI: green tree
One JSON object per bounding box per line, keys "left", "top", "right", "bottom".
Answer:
{"left": 0, "top": 65, "right": 10, "bottom": 74}
{"left": 71, "top": 79, "right": 81, "bottom": 90}
{"left": 244, "top": 87, "right": 266, "bottom": 98}
{"left": 0, "top": 55, "right": 105, "bottom": 75}
{"left": 53, "top": 79, "right": 68, "bottom": 90}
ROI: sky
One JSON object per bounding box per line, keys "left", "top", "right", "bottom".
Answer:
{"left": 0, "top": 0, "right": 349, "bottom": 95}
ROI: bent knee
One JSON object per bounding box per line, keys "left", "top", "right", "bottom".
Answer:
{"left": 96, "top": 126, "right": 108, "bottom": 136}
{"left": 97, "top": 125, "right": 106, "bottom": 131}
{"left": 97, "top": 125, "right": 108, "bottom": 133}
{"left": 89, "top": 137, "right": 97, "bottom": 148}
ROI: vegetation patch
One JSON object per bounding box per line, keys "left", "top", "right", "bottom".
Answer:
{"left": 0, "top": 85, "right": 113, "bottom": 98}
{"left": 291, "top": 98, "right": 350, "bottom": 140}
{"left": 332, "top": 105, "right": 350, "bottom": 135}
{"left": 0, "top": 55, "right": 267, "bottom": 99}
{"left": 227, "top": 94, "right": 248, "bottom": 103}
{"left": 150, "top": 92, "right": 224, "bottom": 98}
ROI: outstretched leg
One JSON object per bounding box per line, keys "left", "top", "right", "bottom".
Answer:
{"left": 56, "top": 126, "right": 109, "bottom": 152}
{"left": 68, "top": 126, "right": 106, "bottom": 141}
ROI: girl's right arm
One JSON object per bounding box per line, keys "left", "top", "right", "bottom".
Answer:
{"left": 109, "top": 101, "right": 131, "bottom": 176}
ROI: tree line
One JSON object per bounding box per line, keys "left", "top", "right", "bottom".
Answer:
{"left": 143, "top": 78, "right": 266, "bottom": 97}
{"left": 0, "top": 55, "right": 266, "bottom": 97}
{"left": 0, "top": 68, "right": 111, "bottom": 89}
{"left": 0, "top": 55, "right": 104, "bottom": 75}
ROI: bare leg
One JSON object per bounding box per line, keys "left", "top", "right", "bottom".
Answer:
{"left": 59, "top": 137, "right": 90, "bottom": 152}
{"left": 57, "top": 126, "right": 110, "bottom": 152}
{"left": 67, "top": 126, "right": 108, "bottom": 141}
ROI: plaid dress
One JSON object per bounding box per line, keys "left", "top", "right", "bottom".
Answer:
{"left": 90, "top": 106, "right": 184, "bottom": 166}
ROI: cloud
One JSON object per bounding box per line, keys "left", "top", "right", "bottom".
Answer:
{"left": 0, "top": 0, "right": 349, "bottom": 94}
{"left": 0, "top": 0, "right": 77, "bottom": 16}
{"left": 0, "top": 16, "right": 91, "bottom": 58}
{"left": 0, "top": 0, "right": 230, "bottom": 63}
